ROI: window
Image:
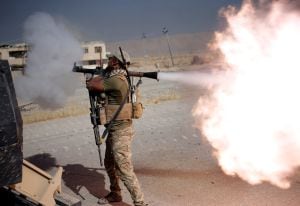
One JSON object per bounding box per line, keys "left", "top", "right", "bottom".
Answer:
{"left": 88, "top": 60, "right": 96, "bottom": 65}
{"left": 84, "top": 48, "right": 89, "bottom": 53}
{"left": 95, "top": 46, "right": 102, "bottom": 53}
{"left": 9, "top": 51, "right": 26, "bottom": 58}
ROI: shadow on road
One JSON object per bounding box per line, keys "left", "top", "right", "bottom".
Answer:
{"left": 26, "top": 153, "right": 107, "bottom": 198}
{"left": 26, "top": 153, "right": 57, "bottom": 171}
{"left": 62, "top": 164, "right": 132, "bottom": 206}
{"left": 26, "top": 153, "right": 132, "bottom": 205}
{"left": 62, "top": 164, "right": 107, "bottom": 200}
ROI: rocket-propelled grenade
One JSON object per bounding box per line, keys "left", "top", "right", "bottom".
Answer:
{"left": 73, "top": 63, "right": 159, "bottom": 81}
{"left": 127, "top": 71, "right": 158, "bottom": 81}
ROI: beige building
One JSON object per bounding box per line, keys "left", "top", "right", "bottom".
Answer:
{"left": 81, "top": 41, "right": 108, "bottom": 68}
{"left": 0, "top": 43, "right": 27, "bottom": 70}
{"left": 0, "top": 41, "right": 108, "bottom": 70}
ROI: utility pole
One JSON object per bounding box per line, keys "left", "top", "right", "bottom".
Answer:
{"left": 142, "top": 32, "right": 147, "bottom": 57}
{"left": 98, "top": 46, "right": 103, "bottom": 67}
{"left": 162, "top": 27, "right": 174, "bottom": 67}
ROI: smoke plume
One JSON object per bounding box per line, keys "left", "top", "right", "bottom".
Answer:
{"left": 158, "top": 69, "right": 230, "bottom": 88}
{"left": 193, "top": 0, "right": 300, "bottom": 189}
{"left": 15, "top": 12, "right": 83, "bottom": 109}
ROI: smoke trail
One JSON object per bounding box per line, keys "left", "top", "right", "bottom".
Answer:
{"left": 15, "top": 12, "right": 83, "bottom": 109}
{"left": 158, "top": 69, "right": 231, "bottom": 88}
{"left": 193, "top": 0, "right": 300, "bottom": 189}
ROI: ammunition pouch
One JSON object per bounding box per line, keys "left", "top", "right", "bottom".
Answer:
{"left": 132, "top": 102, "right": 143, "bottom": 119}
{"left": 98, "top": 102, "right": 144, "bottom": 125}
{"left": 106, "top": 103, "right": 132, "bottom": 122}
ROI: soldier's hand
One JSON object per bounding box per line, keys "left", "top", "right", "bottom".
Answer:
{"left": 86, "top": 76, "right": 104, "bottom": 92}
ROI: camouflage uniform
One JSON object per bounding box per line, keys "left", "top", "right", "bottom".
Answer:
{"left": 103, "top": 69, "right": 145, "bottom": 205}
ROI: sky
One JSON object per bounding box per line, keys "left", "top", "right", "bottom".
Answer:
{"left": 0, "top": 0, "right": 242, "bottom": 44}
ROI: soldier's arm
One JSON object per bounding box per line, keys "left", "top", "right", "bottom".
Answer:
{"left": 103, "top": 75, "right": 125, "bottom": 92}
{"left": 86, "top": 76, "right": 104, "bottom": 92}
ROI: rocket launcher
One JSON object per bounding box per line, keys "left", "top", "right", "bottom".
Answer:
{"left": 72, "top": 64, "right": 159, "bottom": 81}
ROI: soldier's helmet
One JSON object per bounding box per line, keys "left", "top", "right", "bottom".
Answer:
{"left": 106, "top": 51, "right": 131, "bottom": 66}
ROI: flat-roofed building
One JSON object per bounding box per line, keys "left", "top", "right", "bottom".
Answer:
{"left": 81, "top": 41, "right": 108, "bottom": 68}
{"left": 0, "top": 43, "right": 27, "bottom": 70}
{"left": 0, "top": 41, "right": 108, "bottom": 70}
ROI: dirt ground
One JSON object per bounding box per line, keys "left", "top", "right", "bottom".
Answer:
{"left": 22, "top": 65, "right": 300, "bottom": 206}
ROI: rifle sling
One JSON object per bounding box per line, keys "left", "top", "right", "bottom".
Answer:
{"left": 100, "top": 87, "right": 130, "bottom": 141}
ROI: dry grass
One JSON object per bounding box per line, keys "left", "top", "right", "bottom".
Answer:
{"left": 21, "top": 104, "right": 89, "bottom": 124}
{"left": 144, "top": 93, "right": 181, "bottom": 105}
{"left": 21, "top": 93, "right": 181, "bottom": 124}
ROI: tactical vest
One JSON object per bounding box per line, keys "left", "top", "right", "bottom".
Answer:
{"left": 98, "top": 69, "right": 143, "bottom": 125}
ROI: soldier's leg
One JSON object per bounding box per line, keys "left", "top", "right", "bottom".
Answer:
{"left": 111, "top": 126, "right": 145, "bottom": 205}
{"left": 104, "top": 134, "right": 121, "bottom": 195}
{"left": 98, "top": 134, "right": 122, "bottom": 204}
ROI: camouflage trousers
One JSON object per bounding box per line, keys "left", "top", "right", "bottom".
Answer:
{"left": 104, "top": 125, "right": 144, "bottom": 205}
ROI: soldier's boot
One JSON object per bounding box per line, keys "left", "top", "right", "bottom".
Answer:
{"left": 134, "top": 201, "right": 148, "bottom": 206}
{"left": 97, "top": 192, "right": 122, "bottom": 205}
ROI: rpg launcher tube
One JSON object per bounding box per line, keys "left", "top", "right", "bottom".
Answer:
{"left": 73, "top": 64, "right": 159, "bottom": 81}
{"left": 72, "top": 65, "right": 105, "bottom": 75}
{"left": 128, "top": 71, "right": 159, "bottom": 81}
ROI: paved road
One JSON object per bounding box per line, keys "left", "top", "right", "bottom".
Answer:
{"left": 23, "top": 79, "right": 300, "bottom": 206}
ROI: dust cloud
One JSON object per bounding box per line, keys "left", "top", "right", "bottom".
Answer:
{"left": 15, "top": 12, "right": 83, "bottom": 109}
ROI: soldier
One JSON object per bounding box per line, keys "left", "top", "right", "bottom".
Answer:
{"left": 86, "top": 53, "right": 147, "bottom": 206}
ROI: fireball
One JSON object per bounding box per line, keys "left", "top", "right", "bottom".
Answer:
{"left": 194, "top": 0, "right": 300, "bottom": 188}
